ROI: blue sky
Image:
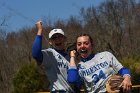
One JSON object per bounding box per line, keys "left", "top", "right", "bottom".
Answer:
{"left": 0, "top": 0, "right": 104, "bottom": 32}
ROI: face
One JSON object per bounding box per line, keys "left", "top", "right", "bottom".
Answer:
{"left": 49, "top": 33, "right": 66, "bottom": 50}
{"left": 76, "top": 36, "right": 92, "bottom": 58}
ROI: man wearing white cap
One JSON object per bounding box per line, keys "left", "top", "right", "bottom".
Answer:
{"left": 32, "top": 21, "right": 76, "bottom": 93}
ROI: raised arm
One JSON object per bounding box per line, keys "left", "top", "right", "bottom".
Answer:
{"left": 32, "top": 21, "right": 43, "bottom": 65}
{"left": 68, "top": 50, "right": 79, "bottom": 83}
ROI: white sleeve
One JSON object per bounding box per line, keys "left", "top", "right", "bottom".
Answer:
{"left": 106, "top": 51, "right": 123, "bottom": 72}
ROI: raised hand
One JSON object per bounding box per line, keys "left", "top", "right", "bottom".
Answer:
{"left": 70, "top": 50, "right": 77, "bottom": 67}
{"left": 70, "top": 50, "right": 76, "bottom": 57}
{"left": 36, "top": 21, "right": 43, "bottom": 35}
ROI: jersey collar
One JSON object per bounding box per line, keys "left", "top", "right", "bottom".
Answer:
{"left": 81, "top": 54, "right": 95, "bottom": 62}
{"left": 54, "top": 48, "right": 67, "bottom": 57}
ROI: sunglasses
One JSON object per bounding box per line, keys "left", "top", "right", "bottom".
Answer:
{"left": 51, "top": 34, "right": 64, "bottom": 40}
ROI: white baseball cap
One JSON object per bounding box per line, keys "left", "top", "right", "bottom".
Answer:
{"left": 49, "top": 29, "right": 64, "bottom": 39}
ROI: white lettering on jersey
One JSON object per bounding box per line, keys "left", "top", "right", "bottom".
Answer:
{"left": 56, "top": 54, "right": 68, "bottom": 69}
{"left": 79, "top": 61, "right": 108, "bottom": 77}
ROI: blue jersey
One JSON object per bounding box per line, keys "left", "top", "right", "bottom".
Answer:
{"left": 32, "top": 35, "right": 74, "bottom": 92}
{"left": 68, "top": 51, "right": 131, "bottom": 93}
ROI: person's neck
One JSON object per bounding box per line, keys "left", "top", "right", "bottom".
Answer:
{"left": 81, "top": 54, "right": 95, "bottom": 62}
{"left": 53, "top": 48, "right": 67, "bottom": 57}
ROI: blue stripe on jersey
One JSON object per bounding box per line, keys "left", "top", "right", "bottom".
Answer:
{"left": 32, "top": 35, "right": 43, "bottom": 64}
{"left": 118, "top": 67, "right": 131, "bottom": 76}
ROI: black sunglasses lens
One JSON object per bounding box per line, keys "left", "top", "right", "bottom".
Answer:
{"left": 51, "top": 35, "right": 63, "bottom": 39}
